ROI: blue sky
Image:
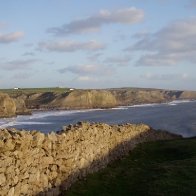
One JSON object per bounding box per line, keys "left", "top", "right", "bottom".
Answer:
{"left": 0, "top": 0, "right": 196, "bottom": 90}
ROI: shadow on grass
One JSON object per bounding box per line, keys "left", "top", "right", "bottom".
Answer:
{"left": 36, "top": 129, "right": 181, "bottom": 195}
{"left": 64, "top": 137, "right": 196, "bottom": 196}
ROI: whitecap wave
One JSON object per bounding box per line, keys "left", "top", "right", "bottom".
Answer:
{"left": 29, "top": 109, "right": 105, "bottom": 120}
{"left": 111, "top": 107, "right": 128, "bottom": 110}
{"left": 0, "top": 109, "right": 105, "bottom": 129}
{"left": 168, "top": 103, "right": 177, "bottom": 106}
{"left": 0, "top": 121, "right": 52, "bottom": 129}
{"left": 167, "top": 99, "right": 195, "bottom": 106}
{"left": 129, "top": 103, "right": 159, "bottom": 108}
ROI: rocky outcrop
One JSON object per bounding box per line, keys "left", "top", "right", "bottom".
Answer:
{"left": 50, "top": 90, "right": 117, "bottom": 109}
{"left": 25, "top": 90, "right": 117, "bottom": 109}
{"left": 179, "top": 91, "right": 196, "bottom": 99}
{"left": 109, "top": 89, "right": 185, "bottom": 105}
{"left": 0, "top": 92, "right": 30, "bottom": 117}
{"left": 0, "top": 93, "right": 16, "bottom": 118}
{"left": 14, "top": 97, "right": 31, "bottom": 115}
{"left": 110, "top": 89, "right": 165, "bottom": 105}
{"left": 0, "top": 122, "right": 181, "bottom": 195}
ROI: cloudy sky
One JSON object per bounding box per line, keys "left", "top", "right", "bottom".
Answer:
{"left": 0, "top": 0, "right": 196, "bottom": 90}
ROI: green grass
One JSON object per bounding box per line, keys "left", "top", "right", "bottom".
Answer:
{"left": 64, "top": 138, "right": 196, "bottom": 196}
{"left": 0, "top": 87, "right": 70, "bottom": 97}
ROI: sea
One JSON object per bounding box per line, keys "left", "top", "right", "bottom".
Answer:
{"left": 0, "top": 100, "right": 195, "bottom": 138}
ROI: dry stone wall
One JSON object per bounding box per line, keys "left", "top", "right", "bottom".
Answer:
{"left": 0, "top": 122, "right": 180, "bottom": 195}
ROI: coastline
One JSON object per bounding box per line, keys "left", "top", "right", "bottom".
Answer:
{"left": 20, "top": 98, "right": 196, "bottom": 112}
{"left": 0, "top": 99, "right": 195, "bottom": 138}
{"left": 1, "top": 87, "right": 196, "bottom": 118}
{"left": 10, "top": 98, "right": 196, "bottom": 115}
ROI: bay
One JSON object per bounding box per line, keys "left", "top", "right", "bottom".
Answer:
{"left": 0, "top": 100, "right": 195, "bottom": 137}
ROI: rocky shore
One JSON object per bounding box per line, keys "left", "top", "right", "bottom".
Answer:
{"left": 0, "top": 122, "right": 181, "bottom": 195}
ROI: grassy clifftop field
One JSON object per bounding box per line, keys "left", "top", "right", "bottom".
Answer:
{"left": 0, "top": 87, "right": 70, "bottom": 97}
{"left": 64, "top": 137, "right": 196, "bottom": 196}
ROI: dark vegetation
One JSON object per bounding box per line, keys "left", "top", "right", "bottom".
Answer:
{"left": 64, "top": 137, "right": 196, "bottom": 196}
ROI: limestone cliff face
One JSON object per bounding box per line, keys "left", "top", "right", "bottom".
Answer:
{"left": 179, "top": 91, "right": 196, "bottom": 99}
{"left": 50, "top": 90, "right": 117, "bottom": 109}
{"left": 0, "top": 93, "right": 16, "bottom": 117}
{"left": 0, "top": 122, "right": 180, "bottom": 195}
{"left": 14, "top": 97, "right": 31, "bottom": 115}
{"left": 109, "top": 89, "right": 185, "bottom": 105}
{"left": 3, "top": 88, "right": 196, "bottom": 113}
{"left": 110, "top": 90, "right": 165, "bottom": 105}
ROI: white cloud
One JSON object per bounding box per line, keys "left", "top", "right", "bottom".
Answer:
{"left": 141, "top": 73, "right": 189, "bottom": 80}
{"left": 0, "top": 59, "right": 38, "bottom": 70}
{"left": 38, "top": 40, "right": 105, "bottom": 52}
{"left": 104, "top": 55, "right": 131, "bottom": 66}
{"left": 22, "top": 52, "right": 35, "bottom": 56}
{"left": 182, "top": 73, "right": 189, "bottom": 79}
{"left": 88, "top": 53, "right": 103, "bottom": 61}
{"left": 136, "top": 53, "right": 179, "bottom": 66}
{"left": 75, "top": 76, "right": 98, "bottom": 82}
{"left": 47, "top": 7, "right": 144, "bottom": 35}
{"left": 0, "top": 32, "right": 24, "bottom": 44}
{"left": 58, "top": 64, "right": 114, "bottom": 76}
{"left": 126, "top": 18, "right": 196, "bottom": 66}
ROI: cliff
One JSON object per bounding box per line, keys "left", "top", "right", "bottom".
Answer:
{"left": 49, "top": 90, "right": 117, "bottom": 109}
{"left": 179, "top": 91, "right": 196, "bottom": 99}
{"left": 25, "top": 90, "right": 117, "bottom": 109}
{"left": 13, "top": 97, "right": 31, "bottom": 115}
{"left": 0, "top": 122, "right": 181, "bottom": 195}
{"left": 0, "top": 93, "right": 30, "bottom": 118}
{"left": 109, "top": 89, "right": 183, "bottom": 105}
{"left": 1, "top": 88, "right": 196, "bottom": 116}
{"left": 24, "top": 88, "right": 196, "bottom": 110}
{"left": 0, "top": 93, "right": 16, "bottom": 118}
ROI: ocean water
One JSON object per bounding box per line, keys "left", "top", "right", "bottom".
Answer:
{"left": 0, "top": 100, "right": 195, "bottom": 137}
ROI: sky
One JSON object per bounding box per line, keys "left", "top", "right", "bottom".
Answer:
{"left": 0, "top": 0, "right": 196, "bottom": 90}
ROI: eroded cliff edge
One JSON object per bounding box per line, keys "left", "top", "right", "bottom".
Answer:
{"left": 0, "top": 122, "right": 181, "bottom": 195}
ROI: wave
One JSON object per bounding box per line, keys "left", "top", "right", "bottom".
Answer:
{"left": 0, "top": 109, "right": 106, "bottom": 129}
{"left": 168, "top": 103, "right": 177, "bottom": 106}
{"left": 129, "top": 103, "right": 160, "bottom": 108}
{"left": 128, "top": 100, "right": 195, "bottom": 107}
{"left": 0, "top": 121, "right": 52, "bottom": 129}
{"left": 0, "top": 108, "right": 106, "bottom": 129}
{"left": 30, "top": 109, "right": 105, "bottom": 120}
{"left": 111, "top": 107, "right": 129, "bottom": 110}
{"left": 1, "top": 100, "right": 195, "bottom": 130}
{"left": 168, "top": 99, "right": 193, "bottom": 105}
